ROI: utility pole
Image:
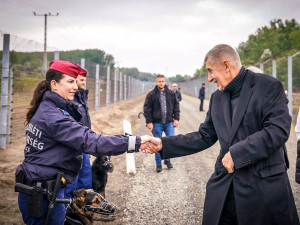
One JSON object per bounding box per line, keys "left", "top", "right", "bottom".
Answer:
{"left": 34, "top": 12, "right": 59, "bottom": 73}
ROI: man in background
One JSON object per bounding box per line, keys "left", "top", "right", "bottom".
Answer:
{"left": 65, "top": 69, "right": 93, "bottom": 198}
{"left": 144, "top": 75, "right": 180, "bottom": 172}
{"left": 199, "top": 83, "right": 205, "bottom": 111}
{"left": 172, "top": 83, "right": 182, "bottom": 102}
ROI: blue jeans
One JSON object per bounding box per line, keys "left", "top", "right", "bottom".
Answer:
{"left": 65, "top": 153, "right": 92, "bottom": 198}
{"left": 153, "top": 122, "right": 175, "bottom": 166}
{"left": 18, "top": 188, "right": 65, "bottom": 225}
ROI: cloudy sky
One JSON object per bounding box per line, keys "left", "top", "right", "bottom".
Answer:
{"left": 1, "top": 0, "right": 299, "bottom": 77}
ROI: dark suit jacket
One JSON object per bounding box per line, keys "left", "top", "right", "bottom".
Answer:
{"left": 161, "top": 70, "right": 299, "bottom": 225}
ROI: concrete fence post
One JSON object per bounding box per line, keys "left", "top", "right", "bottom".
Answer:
{"left": 260, "top": 63, "right": 264, "bottom": 72}
{"left": 7, "top": 68, "right": 13, "bottom": 144}
{"left": 54, "top": 51, "right": 59, "bottom": 60}
{"left": 95, "top": 64, "right": 100, "bottom": 111}
{"left": 272, "top": 60, "right": 277, "bottom": 78}
{"left": 80, "top": 58, "right": 85, "bottom": 69}
{"left": 0, "top": 34, "right": 10, "bottom": 149}
{"left": 106, "top": 66, "right": 110, "bottom": 106}
{"left": 124, "top": 75, "right": 127, "bottom": 100}
{"left": 119, "top": 72, "right": 123, "bottom": 101}
{"left": 287, "top": 56, "right": 292, "bottom": 117}
{"left": 114, "top": 68, "right": 118, "bottom": 103}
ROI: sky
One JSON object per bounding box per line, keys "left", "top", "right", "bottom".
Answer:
{"left": 0, "top": 0, "right": 300, "bottom": 77}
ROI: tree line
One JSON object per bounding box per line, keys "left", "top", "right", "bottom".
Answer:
{"left": 189, "top": 18, "right": 300, "bottom": 90}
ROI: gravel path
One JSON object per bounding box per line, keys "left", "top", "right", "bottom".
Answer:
{"left": 0, "top": 93, "right": 298, "bottom": 224}
{"left": 101, "top": 94, "right": 300, "bottom": 225}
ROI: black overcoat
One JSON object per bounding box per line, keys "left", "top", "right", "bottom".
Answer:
{"left": 161, "top": 70, "right": 299, "bottom": 225}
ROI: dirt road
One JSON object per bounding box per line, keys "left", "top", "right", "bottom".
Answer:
{"left": 0, "top": 93, "right": 299, "bottom": 224}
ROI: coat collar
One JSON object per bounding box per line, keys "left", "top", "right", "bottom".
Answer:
{"left": 43, "top": 91, "right": 82, "bottom": 121}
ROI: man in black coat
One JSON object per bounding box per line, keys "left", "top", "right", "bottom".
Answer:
{"left": 199, "top": 83, "right": 206, "bottom": 111}
{"left": 144, "top": 75, "right": 180, "bottom": 172}
{"left": 171, "top": 83, "right": 182, "bottom": 102}
{"left": 141, "top": 44, "right": 299, "bottom": 225}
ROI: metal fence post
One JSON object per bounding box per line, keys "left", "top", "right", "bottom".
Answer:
{"left": 114, "top": 68, "right": 118, "bottom": 103}
{"left": 119, "top": 72, "right": 123, "bottom": 101}
{"left": 106, "top": 66, "right": 110, "bottom": 106}
{"left": 1, "top": 34, "right": 10, "bottom": 149}
{"left": 95, "top": 64, "right": 100, "bottom": 111}
{"left": 288, "top": 56, "right": 292, "bottom": 117}
{"left": 54, "top": 51, "right": 59, "bottom": 60}
{"left": 7, "top": 68, "right": 13, "bottom": 144}
{"left": 272, "top": 60, "right": 277, "bottom": 78}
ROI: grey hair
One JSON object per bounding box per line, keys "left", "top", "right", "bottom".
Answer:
{"left": 204, "top": 44, "right": 241, "bottom": 67}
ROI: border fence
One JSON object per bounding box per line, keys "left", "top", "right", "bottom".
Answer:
{"left": 0, "top": 34, "right": 151, "bottom": 149}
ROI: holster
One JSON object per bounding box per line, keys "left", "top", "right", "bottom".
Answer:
{"left": 27, "top": 182, "right": 44, "bottom": 218}
{"left": 15, "top": 164, "right": 44, "bottom": 218}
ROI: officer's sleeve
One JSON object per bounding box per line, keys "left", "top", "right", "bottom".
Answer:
{"left": 51, "top": 118, "right": 141, "bottom": 156}
{"left": 160, "top": 93, "right": 217, "bottom": 159}
{"left": 173, "top": 94, "right": 180, "bottom": 121}
{"left": 230, "top": 80, "right": 291, "bottom": 169}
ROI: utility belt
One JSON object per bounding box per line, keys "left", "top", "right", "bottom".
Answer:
{"left": 15, "top": 164, "right": 67, "bottom": 218}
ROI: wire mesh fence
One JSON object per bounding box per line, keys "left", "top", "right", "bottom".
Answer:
{"left": 0, "top": 33, "right": 151, "bottom": 148}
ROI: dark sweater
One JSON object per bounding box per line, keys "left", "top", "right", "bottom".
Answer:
{"left": 223, "top": 66, "right": 247, "bottom": 121}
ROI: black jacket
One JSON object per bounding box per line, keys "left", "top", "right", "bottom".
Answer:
{"left": 144, "top": 85, "right": 180, "bottom": 124}
{"left": 160, "top": 70, "right": 299, "bottom": 225}
{"left": 199, "top": 87, "right": 205, "bottom": 99}
{"left": 174, "top": 90, "right": 182, "bottom": 102}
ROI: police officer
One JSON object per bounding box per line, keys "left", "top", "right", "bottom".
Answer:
{"left": 65, "top": 69, "right": 93, "bottom": 199}
{"left": 17, "top": 60, "right": 147, "bottom": 225}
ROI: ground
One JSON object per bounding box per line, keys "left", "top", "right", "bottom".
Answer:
{"left": 0, "top": 94, "right": 299, "bottom": 224}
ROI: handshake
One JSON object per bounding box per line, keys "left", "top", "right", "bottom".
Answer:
{"left": 139, "top": 136, "right": 162, "bottom": 154}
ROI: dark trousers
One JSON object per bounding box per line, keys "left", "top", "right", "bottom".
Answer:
{"left": 200, "top": 99, "right": 204, "bottom": 111}
{"left": 219, "top": 183, "right": 238, "bottom": 225}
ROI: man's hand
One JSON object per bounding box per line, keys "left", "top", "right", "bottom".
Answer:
{"left": 147, "top": 123, "right": 153, "bottom": 131}
{"left": 222, "top": 151, "right": 234, "bottom": 173}
{"left": 173, "top": 120, "right": 179, "bottom": 127}
{"left": 140, "top": 136, "right": 162, "bottom": 153}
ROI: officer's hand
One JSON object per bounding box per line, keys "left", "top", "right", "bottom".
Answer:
{"left": 222, "top": 151, "right": 234, "bottom": 173}
{"left": 140, "top": 136, "right": 162, "bottom": 153}
{"left": 147, "top": 123, "right": 153, "bottom": 131}
{"left": 173, "top": 120, "right": 179, "bottom": 127}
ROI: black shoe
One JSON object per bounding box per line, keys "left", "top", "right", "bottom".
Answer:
{"left": 164, "top": 161, "right": 173, "bottom": 169}
{"left": 156, "top": 165, "right": 162, "bottom": 173}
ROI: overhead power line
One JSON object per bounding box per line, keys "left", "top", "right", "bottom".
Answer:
{"left": 34, "top": 12, "right": 59, "bottom": 72}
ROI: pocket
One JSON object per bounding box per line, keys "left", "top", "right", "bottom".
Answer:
{"left": 259, "top": 163, "right": 286, "bottom": 178}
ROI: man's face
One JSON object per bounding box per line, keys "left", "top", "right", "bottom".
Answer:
{"left": 172, "top": 86, "right": 177, "bottom": 91}
{"left": 206, "top": 59, "right": 231, "bottom": 91}
{"left": 76, "top": 75, "right": 86, "bottom": 90}
{"left": 156, "top": 77, "right": 166, "bottom": 90}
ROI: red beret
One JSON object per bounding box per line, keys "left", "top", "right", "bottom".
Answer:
{"left": 78, "top": 69, "right": 87, "bottom": 77}
{"left": 49, "top": 60, "right": 82, "bottom": 78}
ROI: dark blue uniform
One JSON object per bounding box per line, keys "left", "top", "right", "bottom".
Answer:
{"left": 66, "top": 90, "right": 92, "bottom": 198}
{"left": 19, "top": 91, "right": 140, "bottom": 224}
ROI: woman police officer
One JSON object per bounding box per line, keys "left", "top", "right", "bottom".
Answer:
{"left": 16, "top": 60, "right": 146, "bottom": 224}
